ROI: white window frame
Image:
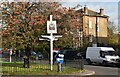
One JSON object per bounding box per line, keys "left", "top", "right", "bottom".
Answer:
{"left": 89, "top": 18, "right": 92, "bottom": 28}
{"left": 97, "top": 25, "right": 99, "bottom": 32}
{"left": 97, "top": 17, "right": 99, "bottom": 23}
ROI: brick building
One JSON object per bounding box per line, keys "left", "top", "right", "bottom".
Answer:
{"left": 55, "top": 6, "right": 109, "bottom": 48}
{"left": 77, "top": 6, "right": 109, "bottom": 47}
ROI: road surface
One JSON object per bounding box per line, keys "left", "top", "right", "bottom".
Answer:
{"left": 84, "top": 64, "right": 119, "bottom": 77}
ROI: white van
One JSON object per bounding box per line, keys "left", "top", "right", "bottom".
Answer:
{"left": 86, "top": 47, "right": 120, "bottom": 65}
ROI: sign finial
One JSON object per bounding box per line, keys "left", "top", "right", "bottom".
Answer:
{"left": 50, "top": 15, "right": 53, "bottom": 21}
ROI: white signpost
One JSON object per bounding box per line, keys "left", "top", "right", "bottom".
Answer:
{"left": 9, "top": 49, "right": 12, "bottom": 62}
{"left": 39, "top": 15, "right": 62, "bottom": 71}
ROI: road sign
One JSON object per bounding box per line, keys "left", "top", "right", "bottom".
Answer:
{"left": 56, "top": 58, "right": 64, "bottom": 64}
{"left": 56, "top": 54, "right": 64, "bottom": 72}
{"left": 47, "top": 21, "right": 57, "bottom": 33}
{"left": 56, "top": 54, "right": 64, "bottom": 64}
{"left": 47, "top": 15, "right": 57, "bottom": 34}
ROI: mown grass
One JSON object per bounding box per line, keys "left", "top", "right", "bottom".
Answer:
{"left": 2, "top": 62, "right": 82, "bottom": 75}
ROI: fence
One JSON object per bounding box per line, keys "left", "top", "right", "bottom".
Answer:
{"left": 63, "top": 59, "right": 84, "bottom": 70}
{"left": 1, "top": 56, "right": 84, "bottom": 76}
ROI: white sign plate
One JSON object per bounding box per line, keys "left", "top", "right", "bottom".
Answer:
{"left": 47, "top": 21, "right": 57, "bottom": 33}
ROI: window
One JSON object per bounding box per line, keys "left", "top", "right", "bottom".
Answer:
{"left": 97, "top": 25, "right": 99, "bottom": 32}
{"left": 100, "top": 51, "right": 117, "bottom": 58}
{"left": 100, "top": 51, "right": 105, "bottom": 58}
{"left": 105, "top": 51, "right": 117, "bottom": 56}
{"left": 89, "top": 19, "right": 92, "bottom": 28}
{"left": 97, "top": 17, "right": 99, "bottom": 23}
{"left": 89, "top": 18, "right": 92, "bottom": 35}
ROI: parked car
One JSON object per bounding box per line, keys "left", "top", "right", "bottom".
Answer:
{"left": 56, "top": 48, "right": 77, "bottom": 60}
{"left": 37, "top": 52, "right": 44, "bottom": 60}
{"left": 30, "top": 51, "right": 43, "bottom": 60}
{"left": 76, "top": 52, "right": 86, "bottom": 59}
{"left": 2, "top": 50, "right": 10, "bottom": 58}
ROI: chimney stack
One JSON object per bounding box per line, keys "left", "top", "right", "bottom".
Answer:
{"left": 84, "top": 6, "right": 88, "bottom": 14}
{"left": 100, "top": 8, "right": 104, "bottom": 16}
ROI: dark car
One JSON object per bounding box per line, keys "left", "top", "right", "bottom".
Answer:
{"left": 76, "top": 52, "right": 86, "bottom": 59}
{"left": 37, "top": 52, "right": 44, "bottom": 60}
{"left": 57, "top": 48, "right": 77, "bottom": 60}
{"left": 30, "top": 51, "right": 43, "bottom": 60}
{"left": 2, "top": 50, "right": 10, "bottom": 58}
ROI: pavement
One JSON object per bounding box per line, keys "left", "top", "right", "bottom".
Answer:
{"left": 69, "top": 70, "right": 95, "bottom": 76}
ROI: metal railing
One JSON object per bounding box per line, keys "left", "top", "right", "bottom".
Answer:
{"left": 1, "top": 56, "right": 84, "bottom": 76}
{"left": 63, "top": 59, "right": 84, "bottom": 70}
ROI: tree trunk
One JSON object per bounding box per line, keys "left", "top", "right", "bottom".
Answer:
{"left": 23, "top": 56, "right": 29, "bottom": 68}
{"left": 23, "top": 45, "right": 31, "bottom": 68}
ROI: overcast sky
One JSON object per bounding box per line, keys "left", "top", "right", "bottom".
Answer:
{"left": 61, "top": 1, "right": 119, "bottom": 31}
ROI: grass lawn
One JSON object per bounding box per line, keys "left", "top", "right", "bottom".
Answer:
{"left": 2, "top": 62, "right": 83, "bottom": 75}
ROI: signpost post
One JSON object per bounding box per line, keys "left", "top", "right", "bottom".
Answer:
{"left": 39, "top": 15, "right": 62, "bottom": 71}
{"left": 9, "top": 49, "right": 12, "bottom": 62}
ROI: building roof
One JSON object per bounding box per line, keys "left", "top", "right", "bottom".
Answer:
{"left": 77, "top": 8, "right": 109, "bottom": 18}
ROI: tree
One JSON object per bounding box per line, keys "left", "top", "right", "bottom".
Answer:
{"left": 2, "top": 2, "right": 61, "bottom": 68}
{"left": 54, "top": 7, "right": 83, "bottom": 49}
{"left": 2, "top": 2, "right": 83, "bottom": 67}
{"left": 107, "top": 21, "right": 119, "bottom": 46}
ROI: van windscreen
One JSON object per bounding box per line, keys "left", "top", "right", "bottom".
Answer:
{"left": 105, "top": 51, "right": 117, "bottom": 56}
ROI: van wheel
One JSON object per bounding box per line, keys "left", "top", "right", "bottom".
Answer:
{"left": 86, "top": 59, "right": 92, "bottom": 65}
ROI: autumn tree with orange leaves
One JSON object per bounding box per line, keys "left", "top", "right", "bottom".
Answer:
{"left": 2, "top": 2, "right": 61, "bottom": 67}
{"left": 2, "top": 2, "right": 83, "bottom": 50}
{"left": 2, "top": 2, "right": 82, "bottom": 67}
